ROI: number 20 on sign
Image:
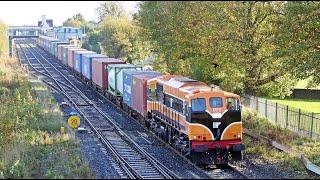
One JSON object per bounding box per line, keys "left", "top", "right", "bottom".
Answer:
{"left": 68, "top": 116, "right": 80, "bottom": 129}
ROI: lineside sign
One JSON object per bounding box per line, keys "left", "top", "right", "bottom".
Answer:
{"left": 68, "top": 115, "right": 80, "bottom": 129}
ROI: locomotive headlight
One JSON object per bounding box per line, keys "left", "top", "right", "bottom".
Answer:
{"left": 194, "top": 136, "right": 197, "bottom": 139}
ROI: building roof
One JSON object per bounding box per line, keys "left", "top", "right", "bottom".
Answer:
{"left": 38, "top": 20, "right": 53, "bottom": 27}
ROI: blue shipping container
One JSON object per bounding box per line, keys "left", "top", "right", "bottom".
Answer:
{"left": 81, "top": 54, "right": 107, "bottom": 80}
{"left": 62, "top": 46, "right": 78, "bottom": 64}
{"left": 73, "top": 51, "right": 96, "bottom": 73}
{"left": 54, "top": 42, "right": 69, "bottom": 57}
{"left": 122, "top": 70, "right": 163, "bottom": 107}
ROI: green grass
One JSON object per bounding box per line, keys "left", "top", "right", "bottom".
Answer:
{"left": 0, "top": 54, "right": 94, "bottom": 179}
{"left": 242, "top": 106, "right": 320, "bottom": 177}
{"left": 261, "top": 96, "right": 320, "bottom": 115}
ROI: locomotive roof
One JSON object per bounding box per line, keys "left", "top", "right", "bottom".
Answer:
{"left": 160, "top": 77, "right": 212, "bottom": 94}
{"left": 173, "top": 77, "right": 198, "bottom": 82}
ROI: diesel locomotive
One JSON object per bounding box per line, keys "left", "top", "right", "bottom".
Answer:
{"left": 35, "top": 35, "right": 245, "bottom": 165}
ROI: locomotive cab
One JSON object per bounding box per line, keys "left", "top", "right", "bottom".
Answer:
{"left": 187, "top": 90, "right": 245, "bottom": 165}
{"left": 146, "top": 76, "right": 245, "bottom": 165}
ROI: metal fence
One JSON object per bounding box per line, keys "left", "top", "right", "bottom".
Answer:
{"left": 243, "top": 95, "right": 320, "bottom": 139}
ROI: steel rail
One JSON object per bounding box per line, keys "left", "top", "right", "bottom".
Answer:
{"left": 16, "top": 39, "right": 137, "bottom": 179}
{"left": 16, "top": 38, "right": 180, "bottom": 179}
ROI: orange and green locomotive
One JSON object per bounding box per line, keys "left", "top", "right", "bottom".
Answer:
{"left": 146, "top": 75, "right": 245, "bottom": 165}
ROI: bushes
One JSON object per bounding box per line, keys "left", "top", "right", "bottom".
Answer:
{"left": 242, "top": 106, "right": 320, "bottom": 167}
{"left": 0, "top": 52, "right": 93, "bottom": 178}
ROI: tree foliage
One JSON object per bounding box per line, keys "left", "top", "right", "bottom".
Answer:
{"left": 274, "top": 1, "right": 320, "bottom": 88}
{"left": 0, "top": 19, "right": 8, "bottom": 55}
{"left": 136, "top": 1, "right": 318, "bottom": 97}
{"left": 62, "top": 13, "right": 93, "bottom": 34}
{"left": 82, "top": 30, "right": 101, "bottom": 53}
{"left": 96, "top": 1, "right": 127, "bottom": 22}
{"left": 99, "top": 16, "right": 151, "bottom": 64}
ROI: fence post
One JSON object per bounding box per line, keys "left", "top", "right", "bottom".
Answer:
{"left": 265, "top": 99, "right": 267, "bottom": 117}
{"left": 298, "top": 109, "right": 301, "bottom": 132}
{"left": 310, "top": 112, "right": 314, "bottom": 138}
{"left": 256, "top": 97, "right": 258, "bottom": 111}
{"left": 286, "top": 105, "right": 289, "bottom": 128}
{"left": 275, "top": 102, "right": 278, "bottom": 124}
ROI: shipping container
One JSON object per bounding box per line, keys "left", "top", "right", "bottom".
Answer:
{"left": 92, "top": 58, "right": 125, "bottom": 90}
{"left": 53, "top": 42, "right": 70, "bottom": 57}
{"left": 81, "top": 54, "right": 108, "bottom": 80}
{"left": 123, "top": 70, "right": 162, "bottom": 108}
{"left": 40, "top": 36, "right": 43, "bottom": 48}
{"left": 108, "top": 64, "right": 143, "bottom": 96}
{"left": 41, "top": 36, "right": 58, "bottom": 52}
{"left": 37, "top": 37, "right": 40, "bottom": 46}
{"left": 58, "top": 45, "right": 74, "bottom": 61}
{"left": 43, "top": 36, "right": 48, "bottom": 49}
{"left": 49, "top": 41, "right": 59, "bottom": 55}
{"left": 42, "top": 37, "right": 47, "bottom": 50}
{"left": 47, "top": 39, "right": 60, "bottom": 53}
{"left": 132, "top": 72, "right": 163, "bottom": 117}
{"left": 41, "top": 36, "right": 46, "bottom": 50}
{"left": 67, "top": 48, "right": 85, "bottom": 68}
{"left": 42, "top": 36, "right": 47, "bottom": 49}
{"left": 62, "top": 46, "right": 80, "bottom": 65}
{"left": 73, "top": 50, "right": 96, "bottom": 73}
{"left": 38, "top": 36, "right": 41, "bottom": 47}
{"left": 51, "top": 41, "right": 58, "bottom": 55}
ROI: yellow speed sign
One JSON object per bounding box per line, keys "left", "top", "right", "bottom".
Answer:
{"left": 68, "top": 116, "right": 80, "bottom": 129}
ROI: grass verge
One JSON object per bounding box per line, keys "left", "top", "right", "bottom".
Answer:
{"left": 242, "top": 106, "right": 320, "bottom": 178}
{"left": 0, "top": 53, "right": 94, "bottom": 179}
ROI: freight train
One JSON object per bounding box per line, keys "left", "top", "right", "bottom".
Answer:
{"left": 34, "top": 35, "right": 245, "bottom": 165}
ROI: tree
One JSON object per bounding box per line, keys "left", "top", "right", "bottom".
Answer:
{"left": 0, "top": 19, "right": 8, "bottom": 55}
{"left": 62, "top": 13, "right": 93, "bottom": 34}
{"left": 274, "top": 1, "right": 320, "bottom": 88}
{"left": 136, "top": 1, "right": 306, "bottom": 97}
{"left": 82, "top": 30, "right": 101, "bottom": 53}
{"left": 72, "top": 13, "right": 86, "bottom": 23}
{"left": 99, "top": 16, "right": 151, "bottom": 64}
{"left": 62, "top": 18, "right": 82, "bottom": 29}
{"left": 96, "top": 1, "right": 127, "bottom": 22}
{"left": 215, "top": 1, "right": 296, "bottom": 97}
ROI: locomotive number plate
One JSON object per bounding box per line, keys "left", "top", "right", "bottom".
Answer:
{"left": 213, "top": 108, "right": 221, "bottom": 112}
{"left": 213, "top": 122, "right": 221, "bottom": 129}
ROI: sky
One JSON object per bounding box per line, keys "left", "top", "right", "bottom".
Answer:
{"left": 0, "top": 1, "right": 140, "bottom": 26}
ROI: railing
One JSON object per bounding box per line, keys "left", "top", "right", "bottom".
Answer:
{"left": 242, "top": 95, "right": 320, "bottom": 139}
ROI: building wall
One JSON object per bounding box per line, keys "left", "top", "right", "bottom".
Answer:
{"left": 53, "top": 28, "right": 83, "bottom": 42}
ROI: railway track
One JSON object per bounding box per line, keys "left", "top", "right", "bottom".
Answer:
{"left": 15, "top": 38, "right": 180, "bottom": 179}
{"left": 15, "top": 38, "right": 251, "bottom": 179}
